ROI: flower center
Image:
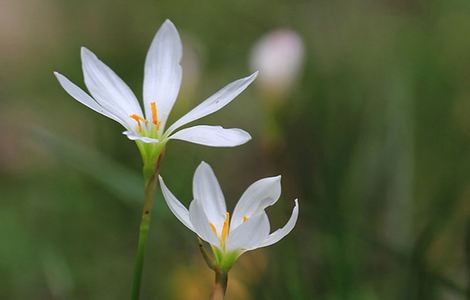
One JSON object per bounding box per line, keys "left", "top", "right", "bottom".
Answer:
{"left": 209, "top": 213, "right": 249, "bottom": 248}
{"left": 210, "top": 212, "right": 230, "bottom": 245}
{"left": 130, "top": 101, "right": 160, "bottom": 134}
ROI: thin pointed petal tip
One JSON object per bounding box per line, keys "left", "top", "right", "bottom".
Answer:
{"left": 260, "top": 174, "right": 282, "bottom": 185}
{"left": 246, "top": 71, "right": 259, "bottom": 82}
{"left": 232, "top": 128, "right": 252, "bottom": 145}
{"left": 159, "top": 18, "right": 178, "bottom": 34}
{"left": 292, "top": 198, "right": 299, "bottom": 215}
{"left": 241, "top": 70, "right": 258, "bottom": 87}
{"left": 163, "top": 19, "right": 175, "bottom": 26}
{"left": 196, "top": 161, "right": 213, "bottom": 174}
{"left": 80, "top": 47, "right": 90, "bottom": 61}
{"left": 80, "top": 47, "right": 96, "bottom": 61}
{"left": 80, "top": 46, "right": 89, "bottom": 55}
{"left": 53, "top": 71, "right": 67, "bottom": 82}
{"left": 261, "top": 174, "right": 282, "bottom": 187}
{"left": 242, "top": 129, "right": 252, "bottom": 140}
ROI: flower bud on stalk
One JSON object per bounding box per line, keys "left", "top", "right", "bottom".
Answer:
{"left": 250, "top": 29, "right": 305, "bottom": 102}
{"left": 250, "top": 29, "right": 305, "bottom": 149}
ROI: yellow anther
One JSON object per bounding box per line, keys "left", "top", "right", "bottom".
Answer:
{"left": 243, "top": 215, "right": 248, "bottom": 223}
{"left": 221, "top": 212, "right": 230, "bottom": 242}
{"left": 210, "top": 223, "right": 218, "bottom": 237}
{"left": 130, "top": 114, "right": 147, "bottom": 130}
{"left": 150, "top": 102, "right": 160, "bottom": 129}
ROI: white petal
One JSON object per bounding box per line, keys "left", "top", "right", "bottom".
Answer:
{"left": 231, "top": 176, "right": 281, "bottom": 229}
{"left": 254, "top": 199, "right": 299, "bottom": 250}
{"left": 122, "top": 131, "right": 159, "bottom": 143}
{"left": 81, "top": 47, "right": 143, "bottom": 127}
{"left": 193, "top": 162, "right": 227, "bottom": 229}
{"left": 169, "top": 125, "right": 251, "bottom": 147}
{"left": 226, "top": 212, "right": 270, "bottom": 251}
{"left": 158, "top": 175, "right": 193, "bottom": 230}
{"left": 54, "top": 72, "right": 128, "bottom": 128}
{"left": 166, "top": 71, "right": 258, "bottom": 135}
{"left": 143, "top": 19, "right": 182, "bottom": 132}
{"left": 189, "top": 199, "right": 220, "bottom": 247}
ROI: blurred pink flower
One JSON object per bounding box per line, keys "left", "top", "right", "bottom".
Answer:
{"left": 250, "top": 29, "right": 305, "bottom": 99}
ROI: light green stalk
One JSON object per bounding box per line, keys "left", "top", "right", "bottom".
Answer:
{"left": 131, "top": 143, "right": 165, "bottom": 300}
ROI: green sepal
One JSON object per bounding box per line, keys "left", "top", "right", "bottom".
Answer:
{"left": 137, "top": 141, "right": 166, "bottom": 183}
{"left": 211, "top": 246, "right": 241, "bottom": 273}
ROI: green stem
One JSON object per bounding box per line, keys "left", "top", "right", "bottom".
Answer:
{"left": 131, "top": 152, "right": 164, "bottom": 300}
{"left": 209, "top": 269, "right": 228, "bottom": 300}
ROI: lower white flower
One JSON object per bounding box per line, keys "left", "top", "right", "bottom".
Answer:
{"left": 159, "top": 161, "right": 299, "bottom": 270}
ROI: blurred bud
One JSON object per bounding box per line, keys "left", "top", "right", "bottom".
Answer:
{"left": 250, "top": 29, "right": 305, "bottom": 100}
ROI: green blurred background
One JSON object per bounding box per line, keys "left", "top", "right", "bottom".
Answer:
{"left": 2, "top": 0, "right": 470, "bottom": 299}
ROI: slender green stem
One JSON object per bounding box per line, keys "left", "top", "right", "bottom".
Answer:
{"left": 209, "top": 269, "right": 228, "bottom": 300}
{"left": 131, "top": 152, "right": 164, "bottom": 300}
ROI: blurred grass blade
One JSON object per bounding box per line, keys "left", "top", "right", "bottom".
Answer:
{"left": 31, "top": 128, "right": 143, "bottom": 206}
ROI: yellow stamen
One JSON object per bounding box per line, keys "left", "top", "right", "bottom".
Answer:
{"left": 130, "top": 114, "right": 146, "bottom": 130}
{"left": 210, "top": 223, "right": 218, "bottom": 237}
{"left": 243, "top": 215, "right": 248, "bottom": 223}
{"left": 150, "top": 101, "right": 160, "bottom": 129}
{"left": 221, "top": 212, "right": 230, "bottom": 242}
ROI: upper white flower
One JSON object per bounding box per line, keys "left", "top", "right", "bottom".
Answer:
{"left": 159, "top": 162, "right": 299, "bottom": 255}
{"left": 54, "top": 20, "right": 257, "bottom": 147}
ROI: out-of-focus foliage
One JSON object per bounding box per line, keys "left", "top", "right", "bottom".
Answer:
{"left": 1, "top": 0, "right": 470, "bottom": 299}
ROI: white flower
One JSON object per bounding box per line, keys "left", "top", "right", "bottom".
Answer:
{"left": 159, "top": 161, "right": 299, "bottom": 266}
{"left": 54, "top": 20, "right": 257, "bottom": 148}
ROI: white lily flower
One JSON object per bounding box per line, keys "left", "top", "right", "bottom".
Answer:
{"left": 54, "top": 20, "right": 257, "bottom": 150}
{"left": 159, "top": 161, "right": 299, "bottom": 269}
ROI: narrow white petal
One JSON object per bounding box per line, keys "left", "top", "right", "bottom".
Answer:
{"left": 81, "top": 47, "right": 143, "bottom": 127}
{"left": 122, "top": 131, "right": 159, "bottom": 143}
{"left": 254, "top": 199, "right": 299, "bottom": 250}
{"left": 189, "top": 200, "right": 220, "bottom": 247}
{"left": 143, "top": 19, "right": 183, "bottom": 132}
{"left": 169, "top": 125, "right": 251, "bottom": 147}
{"left": 54, "top": 72, "right": 128, "bottom": 128}
{"left": 193, "top": 162, "right": 227, "bottom": 229}
{"left": 166, "top": 71, "right": 258, "bottom": 135}
{"left": 226, "top": 212, "right": 270, "bottom": 251}
{"left": 231, "top": 176, "right": 282, "bottom": 229}
{"left": 158, "top": 175, "right": 193, "bottom": 230}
